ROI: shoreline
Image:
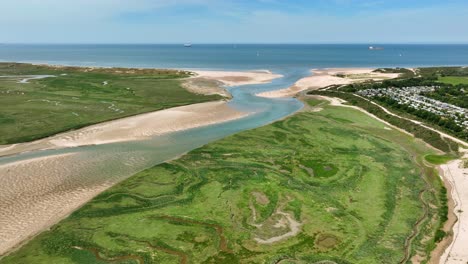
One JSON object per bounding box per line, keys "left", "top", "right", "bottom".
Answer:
{"left": 257, "top": 68, "right": 400, "bottom": 98}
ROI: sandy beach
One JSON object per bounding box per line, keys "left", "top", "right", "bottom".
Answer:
{"left": 440, "top": 149, "right": 468, "bottom": 264}
{"left": 257, "top": 68, "right": 400, "bottom": 98}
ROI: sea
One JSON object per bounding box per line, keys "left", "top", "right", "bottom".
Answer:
{"left": 1, "top": 44, "right": 468, "bottom": 192}
{"left": 1, "top": 44, "right": 468, "bottom": 70}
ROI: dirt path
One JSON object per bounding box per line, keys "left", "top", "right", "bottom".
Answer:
{"left": 351, "top": 94, "right": 468, "bottom": 148}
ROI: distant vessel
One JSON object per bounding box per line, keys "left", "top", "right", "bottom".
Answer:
{"left": 184, "top": 43, "right": 192, "bottom": 47}
{"left": 369, "top": 46, "right": 384, "bottom": 50}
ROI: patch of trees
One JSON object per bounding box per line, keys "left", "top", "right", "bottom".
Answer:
{"left": 421, "top": 85, "right": 468, "bottom": 108}
{"left": 340, "top": 77, "right": 439, "bottom": 93}
{"left": 418, "top": 67, "right": 468, "bottom": 78}
{"left": 308, "top": 91, "right": 460, "bottom": 153}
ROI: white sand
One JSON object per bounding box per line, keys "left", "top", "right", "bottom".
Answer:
{"left": 0, "top": 153, "right": 114, "bottom": 255}
{"left": 440, "top": 149, "right": 468, "bottom": 264}
{"left": 0, "top": 101, "right": 247, "bottom": 157}
{"left": 257, "top": 68, "right": 400, "bottom": 98}
{"left": 193, "top": 70, "right": 282, "bottom": 86}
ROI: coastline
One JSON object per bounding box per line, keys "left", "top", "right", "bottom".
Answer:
{"left": 257, "top": 68, "right": 400, "bottom": 98}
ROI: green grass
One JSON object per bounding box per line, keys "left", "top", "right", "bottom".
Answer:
{"left": 424, "top": 154, "right": 456, "bottom": 165}
{"left": 305, "top": 98, "right": 327, "bottom": 107}
{"left": 0, "top": 63, "right": 222, "bottom": 144}
{"left": 1, "top": 102, "right": 444, "bottom": 264}
{"left": 438, "top": 76, "right": 468, "bottom": 85}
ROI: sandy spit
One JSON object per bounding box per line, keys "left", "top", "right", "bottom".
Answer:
{"left": 0, "top": 101, "right": 247, "bottom": 157}
{"left": 257, "top": 68, "right": 399, "bottom": 98}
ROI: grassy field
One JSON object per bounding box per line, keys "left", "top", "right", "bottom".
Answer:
{"left": 0, "top": 63, "right": 222, "bottom": 144}
{"left": 438, "top": 76, "right": 468, "bottom": 85}
{"left": 1, "top": 98, "right": 445, "bottom": 264}
{"left": 424, "top": 154, "right": 456, "bottom": 165}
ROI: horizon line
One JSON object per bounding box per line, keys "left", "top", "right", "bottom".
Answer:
{"left": 2, "top": 42, "right": 468, "bottom": 45}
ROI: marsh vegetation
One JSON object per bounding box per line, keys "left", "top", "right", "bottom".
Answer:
{"left": 1, "top": 99, "right": 445, "bottom": 264}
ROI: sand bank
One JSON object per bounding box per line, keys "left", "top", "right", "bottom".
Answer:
{"left": 257, "top": 68, "right": 399, "bottom": 98}
{"left": 0, "top": 153, "right": 114, "bottom": 255}
{"left": 0, "top": 101, "right": 247, "bottom": 157}
{"left": 192, "top": 70, "right": 282, "bottom": 86}
{"left": 440, "top": 149, "right": 468, "bottom": 264}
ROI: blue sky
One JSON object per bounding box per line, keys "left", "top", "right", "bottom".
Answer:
{"left": 2, "top": 0, "right": 468, "bottom": 43}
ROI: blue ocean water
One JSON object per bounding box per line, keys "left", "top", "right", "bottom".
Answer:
{"left": 1, "top": 44, "right": 467, "bottom": 191}
{"left": 1, "top": 44, "right": 468, "bottom": 70}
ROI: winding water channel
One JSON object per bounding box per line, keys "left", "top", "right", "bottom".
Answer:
{"left": 0, "top": 66, "right": 310, "bottom": 254}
